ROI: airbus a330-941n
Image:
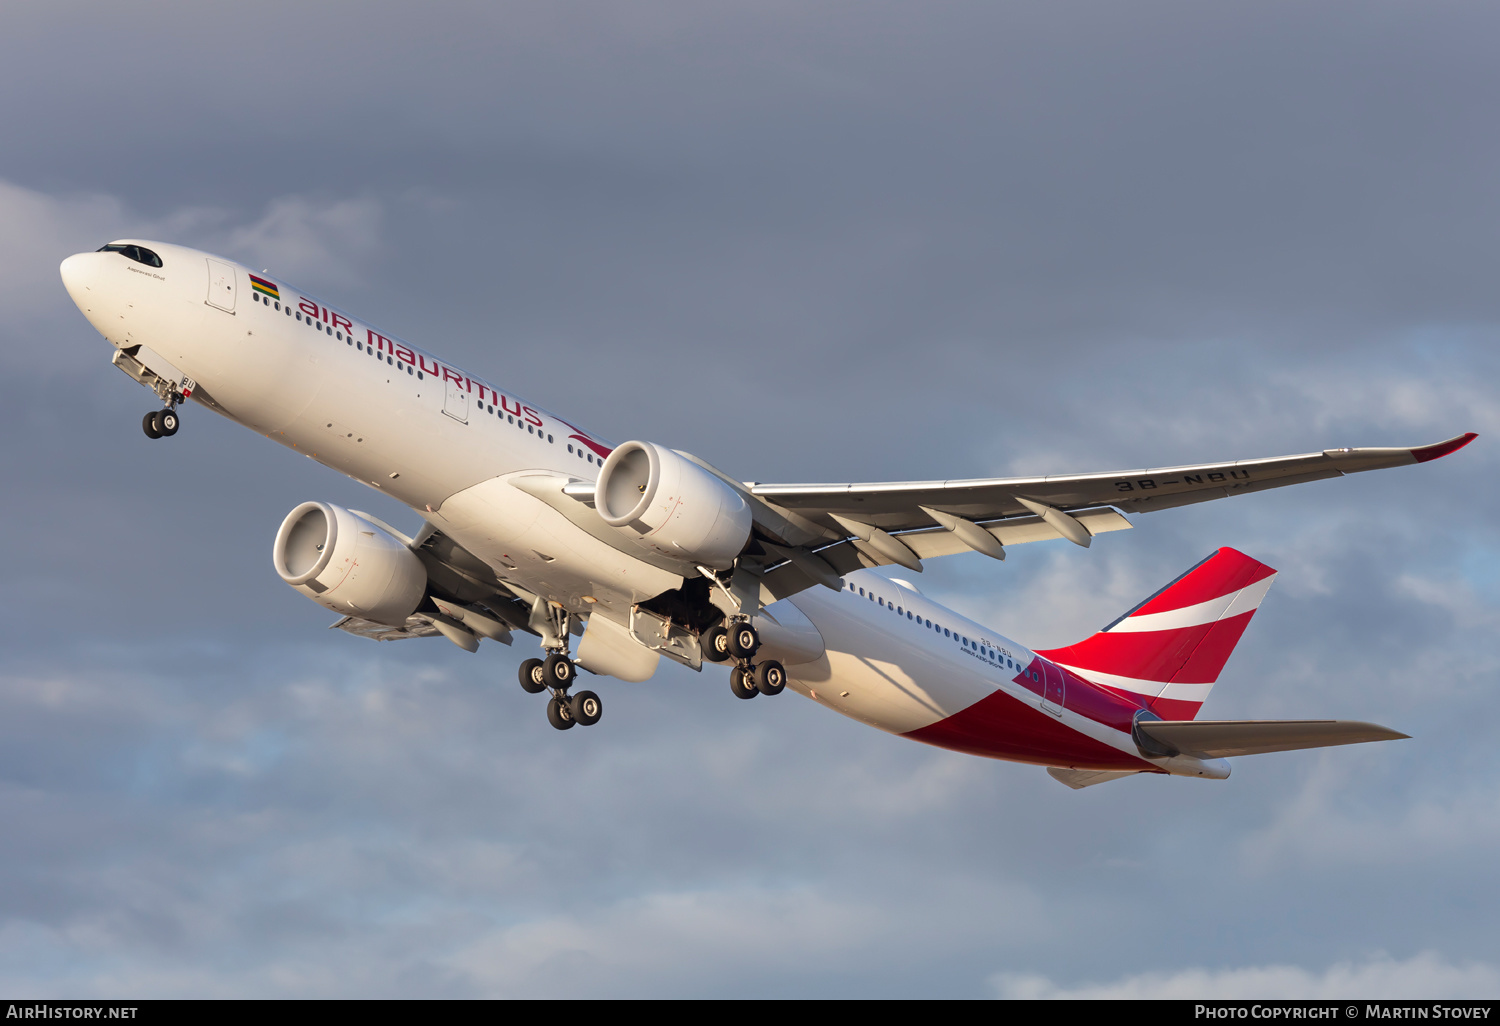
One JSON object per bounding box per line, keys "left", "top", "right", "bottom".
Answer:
{"left": 60, "top": 241, "right": 1475, "bottom": 788}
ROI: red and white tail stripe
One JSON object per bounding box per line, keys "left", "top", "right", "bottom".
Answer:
{"left": 1037, "top": 548, "right": 1277, "bottom": 720}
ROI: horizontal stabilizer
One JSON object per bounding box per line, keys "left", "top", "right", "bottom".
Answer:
{"left": 1136, "top": 719, "right": 1408, "bottom": 759}
{"left": 1047, "top": 768, "right": 1144, "bottom": 789}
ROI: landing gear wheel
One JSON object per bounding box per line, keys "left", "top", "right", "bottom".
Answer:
{"left": 570, "top": 690, "right": 602, "bottom": 726}
{"left": 543, "top": 652, "right": 575, "bottom": 689}
{"left": 729, "top": 665, "right": 759, "bottom": 700}
{"left": 518, "top": 658, "right": 547, "bottom": 694}
{"left": 726, "top": 622, "right": 760, "bottom": 661}
{"left": 701, "top": 624, "right": 731, "bottom": 662}
{"left": 754, "top": 659, "right": 787, "bottom": 696}
{"left": 142, "top": 411, "right": 163, "bottom": 439}
{"left": 547, "top": 696, "right": 576, "bottom": 730}
{"left": 157, "top": 409, "right": 179, "bottom": 436}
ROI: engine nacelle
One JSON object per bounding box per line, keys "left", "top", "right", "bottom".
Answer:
{"left": 595, "top": 441, "right": 752, "bottom": 570}
{"left": 272, "top": 502, "right": 427, "bottom": 626}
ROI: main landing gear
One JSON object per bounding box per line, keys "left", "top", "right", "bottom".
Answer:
{"left": 702, "top": 620, "right": 786, "bottom": 700}
{"left": 518, "top": 651, "right": 602, "bottom": 731}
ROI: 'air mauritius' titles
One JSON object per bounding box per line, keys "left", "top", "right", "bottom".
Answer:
{"left": 286, "top": 291, "right": 613, "bottom": 458}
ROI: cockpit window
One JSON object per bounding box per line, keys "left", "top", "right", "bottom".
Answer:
{"left": 97, "top": 243, "right": 163, "bottom": 268}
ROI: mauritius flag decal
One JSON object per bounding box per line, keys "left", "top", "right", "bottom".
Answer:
{"left": 249, "top": 274, "right": 280, "bottom": 300}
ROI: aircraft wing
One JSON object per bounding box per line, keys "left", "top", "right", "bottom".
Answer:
{"left": 751, "top": 433, "right": 1476, "bottom": 528}
{"left": 735, "top": 433, "right": 1475, "bottom": 601}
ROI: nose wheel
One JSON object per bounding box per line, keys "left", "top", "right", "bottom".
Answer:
{"left": 142, "top": 408, "right": 179, "bottom": 439}
{"left": 142, "top": 380, "right": 192, "bottom": 439}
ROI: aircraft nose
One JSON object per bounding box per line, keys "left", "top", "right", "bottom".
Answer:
{"left": 59, "top": 251, "right": 100, "bottom": 305}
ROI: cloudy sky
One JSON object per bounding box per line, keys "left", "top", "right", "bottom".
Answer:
{"left": 2, "top": 0, "right": 1498, "bottom": 997}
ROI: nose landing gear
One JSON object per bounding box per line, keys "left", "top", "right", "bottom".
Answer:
{"left": 141, "top": 381, "right": 191, "bottom": 440}
{"left": 141, "top": 407, "right": 179, "bottom": 439}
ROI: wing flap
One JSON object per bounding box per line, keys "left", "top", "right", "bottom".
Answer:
{"left": 1136, "top": 719, "right": 1409, "bottom": 759}
{"left": 1047, "top": 768, "right": 1144, "bottom": 789}
{"left": 750, "top": 507, "right": 1134, "bottom": 597}
{"left": 330, "top": 615, "right": 443, "bottom": 641}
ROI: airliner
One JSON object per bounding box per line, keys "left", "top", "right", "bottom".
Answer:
{"left": 59, "top": 240, "right": 1475, "bottom": 787}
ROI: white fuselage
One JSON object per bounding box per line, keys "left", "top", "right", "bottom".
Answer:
{"left": 61, "top": 241, "right": 1159, "bottom": 772}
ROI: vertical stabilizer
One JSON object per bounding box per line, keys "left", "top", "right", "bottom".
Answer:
{"left": 1037, "top": 548, "right": 1276, "bottom": 719}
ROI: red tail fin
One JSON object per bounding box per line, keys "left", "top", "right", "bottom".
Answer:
{"left": 1038, "top": 548, "right": 1277, "bottom": 720}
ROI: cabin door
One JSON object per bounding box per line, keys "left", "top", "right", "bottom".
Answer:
{"left": 442, "top": 377, "right": 468, "bottom": 423}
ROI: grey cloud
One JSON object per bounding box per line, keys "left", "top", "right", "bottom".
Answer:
{"left": 992, "top": 951, "right": 1500, "bottom": 999}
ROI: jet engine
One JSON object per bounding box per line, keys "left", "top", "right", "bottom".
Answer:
{"left": 272, "top": 501, "right": 427, "bottom": 626}
{"left": 595, "top": 441, "right": 752, "bottom": 570}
